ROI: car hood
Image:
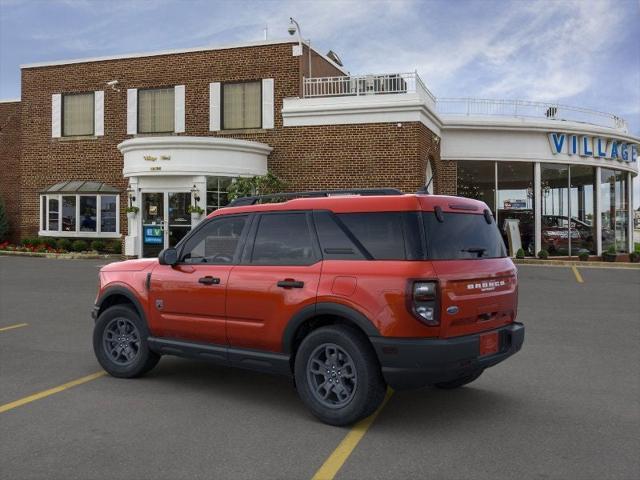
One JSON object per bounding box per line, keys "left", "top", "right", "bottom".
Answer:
{"left": 100, "top": 258, "right": 157, "bottom": 272}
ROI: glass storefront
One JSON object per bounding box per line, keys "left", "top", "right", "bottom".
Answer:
{"left": 570, "top": 165, "right": 596, "bottom": 254}
{"left": 457, "top": 160, "right": 626, "bottom": 257}
{"left": 601, "top": 169, "right": 629, "bottom": 253}
{"left": 206, "top": 176, "right": 233, "bottom": 214}
{"left": 541, "top": 164, "right": 570, "bottom": 255}
{"left": 497, "top": 162, "right": 534, "bottom": 255}
{"left": 457, "top": 161, "right": 495, "bottom": 213}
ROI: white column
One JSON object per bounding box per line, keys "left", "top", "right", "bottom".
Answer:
{"left": 595, "top": 166, "right": 602, "bottom": 256}
{"left": 126, "top": 89, "right": 137, "bottom": 135}
{"left": 124, "top": 177, "right": 140, "bottom": 257}
{"left": 534, "top": 162, "right": 541, "bottom": 256}
{"left": 209, "top": 83, "right": 221, "bottom": 131}
{"left": 51, "top": 94, "right": 61, "bottom": 138}
{"left": 628, "top": 171, "right": 634, "bottom": 253}
{"left": 174, "top": 85, "right": 186, "bottom": 133}
{"left": 94, "top": 91, "right": 104, "bottom": 136}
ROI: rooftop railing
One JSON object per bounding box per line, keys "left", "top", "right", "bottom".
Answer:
{"left": 301, "top": 74, "right": 627, "bottom": 131}
{"left": 303, "top": 72, "right": 436, "bottom": 103}
{"left": 436, "top": 98, "right": 628, "bottom": 131}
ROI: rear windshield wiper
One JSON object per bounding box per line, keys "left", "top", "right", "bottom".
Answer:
{"left": 461, "top": 247, "right": 487, "bottom": 257}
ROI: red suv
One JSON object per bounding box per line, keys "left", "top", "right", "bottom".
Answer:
{"left": 92, "top": 189, "right": 524, "bottom": 425}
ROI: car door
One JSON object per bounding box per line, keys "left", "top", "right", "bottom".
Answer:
{"left": 149, "top": 214, "right": 251, "bottom": 345}
{"left": 226, "top": 211, "right": 322, "bottom": 352}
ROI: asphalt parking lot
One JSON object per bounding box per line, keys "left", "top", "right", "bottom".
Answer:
{"left": 1, "top": 256, "right": 639, "bottom": 480}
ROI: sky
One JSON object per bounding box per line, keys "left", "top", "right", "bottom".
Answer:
{"left": 1, "top": 0, "right": 639, "bottom": 204}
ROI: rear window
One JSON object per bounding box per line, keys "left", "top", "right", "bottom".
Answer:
{"left": 423, "top": 212, "right": 507, "bottom": 260}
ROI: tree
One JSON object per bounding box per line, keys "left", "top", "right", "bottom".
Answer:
{"left": 227, "top": 172, "right": 287, "bottom": 201}
{"left": 0, "top": 197, "right": 9, "bottom": 242}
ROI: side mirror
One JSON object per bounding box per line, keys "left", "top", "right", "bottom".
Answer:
{"left": 158, "top": 247, "right": 178, "bottom": 266}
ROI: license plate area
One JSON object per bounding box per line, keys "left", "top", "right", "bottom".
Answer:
{"left": 479, "top": 331, "right": 499, "bottom": 356}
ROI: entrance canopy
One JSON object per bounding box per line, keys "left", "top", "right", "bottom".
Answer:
{"left": 118, "top": 136, "right": 271, "bottom": 178}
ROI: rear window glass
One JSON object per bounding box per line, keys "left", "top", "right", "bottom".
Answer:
{"left": 423, "top": 212, "right": 506, "bottom": 260}
{"left": 337, "top": 212, "right": 423, "bottom": 260}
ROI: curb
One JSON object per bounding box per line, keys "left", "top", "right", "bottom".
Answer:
{"left": 0, "top": 250, "right": 122, "bottom": 260}
{"left": 514, "top": 258, "right": 640, "bottom": 269}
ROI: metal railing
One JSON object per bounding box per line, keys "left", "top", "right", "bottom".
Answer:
{"left": 303, "top": 72, "right": 436, "bottom": 102}
{"left": 436, "top": 98, "right": 628, "bottom": 131}
{"left": 301, "top": 74, "right": 628, "bottom": 131}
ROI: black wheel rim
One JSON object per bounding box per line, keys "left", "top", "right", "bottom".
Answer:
{"left": 103, "top": 317, "right": 141, "bottom": 366}
{"left": 307, "top": 343, "right": 357, "bottom": 409}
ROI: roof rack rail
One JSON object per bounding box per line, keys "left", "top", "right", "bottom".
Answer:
{"left": 227, "top": 188, "right": 404, "bottom": 207}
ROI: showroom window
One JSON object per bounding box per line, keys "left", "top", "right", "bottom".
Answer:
{"left": 62, "top": 92, "right": 94, "bottom": 136}
{"left": 206, "top": 176, "right": 234, "bottom": 214}
{"left": 39, "top": 181, "right": 120, "bottom": 237}
{"left": 601, "top": 168, "right": 629, "bottom": 253}
{"left": 457, "top": 161, "right": 496, "bottom": 214}
{"left": 497, "top": 162, "right": 534, "bottom": 255}
{"left": 138, "top": 87, "right": 175, "bottom": 133}
{"left": 222, "top": 81, "right": 261, "bottom": 130}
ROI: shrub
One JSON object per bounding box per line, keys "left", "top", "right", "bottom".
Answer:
{"left": 515, "top": 248, "right": 525, "bottom": 259}
{"left": 90, "top": 240, "right": 106, "bottom": 252}
{"left": 227, "top": 172, "right": 287, "bottom": 201}
{"left": 606, "top": 244, "right": 617, "bottom": 254}
{"left": 38, "top": 237, "right": 57, "bottom": 249}
{"left": 0, "top": 197, "right": 8, "bottom": 242}
{"left": 578, "top": 251, "right": 589, "bottom": 261}
{"left": 630, "top": 252, "right": 640, "bottom": 263}
{"left": 107, "top": 240, "right": 122, "bottom": 254}
{"left": 537, "top": 249, "right": 549, "bottom": 260}
{"left": 21, "top": 237, "right": 39, "bottom": 247}
{"left": 57, "top": 238, "right": 72, "bottom": 251}
{"left": 71, "top": 240, "right": 88, "bottom": 252}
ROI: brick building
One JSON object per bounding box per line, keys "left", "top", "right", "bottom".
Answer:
{"left": 0, "top": 38, "right": 637, "bottom": 257}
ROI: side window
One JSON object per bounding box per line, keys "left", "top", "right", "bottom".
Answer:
{"left": 251, "top": 213, "right": 316, "bottom": 265}
{"left": 337, "top": 212, "right": 421, "bottom": 260}
{"left": 181, "top": 215, "right": 247, "bottom": 264}
{"left": 313, "top": 211, "right": 365, "bottom": 260}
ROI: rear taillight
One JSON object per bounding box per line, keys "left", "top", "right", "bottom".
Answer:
{"left": 409, "top": 280, "right": 439, "bottom": 326}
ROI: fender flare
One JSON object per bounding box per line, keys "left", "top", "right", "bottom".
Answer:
{"left": 282, "top": 302, "right": 380, "bottom": 354}
{"left": 95, "top": 285, "right": 148, "bottom": 325}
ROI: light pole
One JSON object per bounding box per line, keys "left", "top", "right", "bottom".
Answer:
{"left": 288, "top": 17, "right": 312, "bottom": 78}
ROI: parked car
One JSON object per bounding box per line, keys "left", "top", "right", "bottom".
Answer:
{"left": 91, "top": 189, "right": 524, "bottom": 426}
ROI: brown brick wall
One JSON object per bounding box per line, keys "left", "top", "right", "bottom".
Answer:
{"left": 14, "top": 41, "right": 441, "bottom": 240}
{"left": 0, "top": 101, "right": 21, "bottom": 242}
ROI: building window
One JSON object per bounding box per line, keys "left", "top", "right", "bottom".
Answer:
{"left": 62, "top": 92, "right": 94, "bottom": 136}
{"left": 457, "top": 161, "right": 496, "bottom": 213}
{"left": 80, "top": 196, "right": 97, "bottom": 232}
{"left": 601, "top": 168, "right": 629, "bottom": 253}
{"left": 62, "top": 196, "right": 76, "bottom": 232}
{"left": 206, "top": 176, "right": 233, "bottom": 214}
{"left": 101, "top": 195, "right": 118, "bottom": 233}
{"left": 138, "top": 88, "right": 175, "bottom": 133}
{"left": 39, "top": 194, "right": 120, "bottom": 237}
{"left": 497, "top": 162, "right": 535, "bottom": 256}
{"left": 222, "top": 81, "right": 261, "bottom": 130}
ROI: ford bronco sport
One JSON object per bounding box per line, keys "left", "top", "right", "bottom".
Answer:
{"left": 92, "top": 189, "right": 524, "bottom": 426}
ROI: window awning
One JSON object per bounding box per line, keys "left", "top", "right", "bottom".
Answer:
{"left": 41, "top": 181, "right": 120, "bottom": 194}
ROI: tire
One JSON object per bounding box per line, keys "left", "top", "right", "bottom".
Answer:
{"left": 294, "top": 325, "right": 386, "bottom": 426}
{"left": 93, "top": 304, "right": 160, "bottom": 378}
{"left": 434, "top": 370, "right": 483, "bottom": 389}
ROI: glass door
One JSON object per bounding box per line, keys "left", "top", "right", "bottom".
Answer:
{"left": 168, "top": 192, "right": 191, "bottom": 248}
{"left": 142, "top": 192, "right": 165, "bottom": 258}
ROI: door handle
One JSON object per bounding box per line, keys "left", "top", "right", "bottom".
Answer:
{"left": 277, "top": 279, "right": 304, "bottom": 289}
{"left": 198, "top": 276, "right": 221, "bottom": 285}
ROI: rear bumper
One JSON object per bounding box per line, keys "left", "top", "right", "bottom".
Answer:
{"left": 370, "top": 323, "right": 524, "bottom": 390}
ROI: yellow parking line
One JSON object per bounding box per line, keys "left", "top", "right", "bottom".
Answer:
{"left": 311, "top": 388, "right": 394, "bottom": 480}
{"left": 0, "top": 371, "right": 106, "bottom": 414}
{"left": 0, "top": 323, "right": 28, "bottom": 333}
{"left": 571, "top": 265, "right": 584, "bottom": 283}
